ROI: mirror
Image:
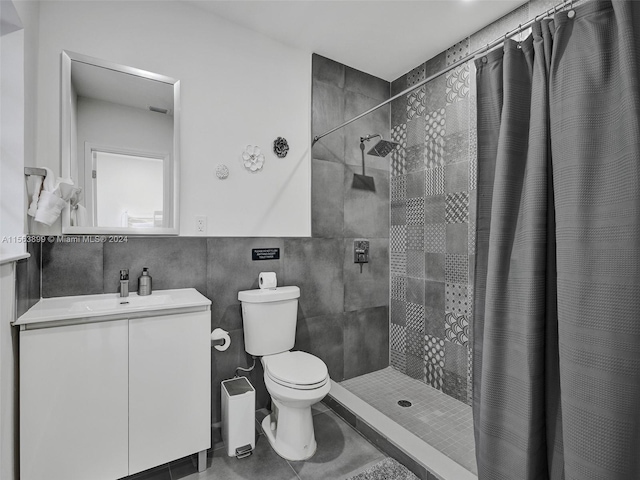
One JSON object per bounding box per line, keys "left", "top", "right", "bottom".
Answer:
{"left": 61, "top": 50, "right": 180, "bottom": 234}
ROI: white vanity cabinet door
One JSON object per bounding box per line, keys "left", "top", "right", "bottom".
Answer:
{"left": 128, "top": 311, "right": 211, "bottom": 474}
{"left": 20, "top": 320, "right": 129, "bottom": 480}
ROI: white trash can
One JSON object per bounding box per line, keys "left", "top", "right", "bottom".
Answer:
{"left": 221, "top": 377, "right": 255, "bottom": 458}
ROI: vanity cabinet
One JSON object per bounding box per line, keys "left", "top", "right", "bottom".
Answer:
{"left": 129, "top": 312, "right": 210, "bottom": 474}
{"left": 20, "top": 320, "right": 130, "bottom": 480}
{"left": 16, "top": 289, "right": 211, "bottom": 480}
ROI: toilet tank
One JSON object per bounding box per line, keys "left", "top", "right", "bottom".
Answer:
{"left": 237, "top": 286, "right": 300, "bottom": 356}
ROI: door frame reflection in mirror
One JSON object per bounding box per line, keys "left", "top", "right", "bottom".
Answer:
{"left": 86, "top": 144, "right": 170, "bottom": 229}
{"left": 60, "top": 50, "right": 180, "bottom": 235}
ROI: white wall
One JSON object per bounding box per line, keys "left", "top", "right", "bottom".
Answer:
{"left": 1, "top": 1, "right": 25, "bottom": 260}
{"left": 34, "top": 0, "right": 312, "bottom": 237}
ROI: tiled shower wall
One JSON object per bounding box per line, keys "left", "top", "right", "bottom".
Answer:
{"left": 14, "top": 55, "right": 392, "bottom": 427}
{"left": 388, "top": 0, "right": 558, "bottom": 405}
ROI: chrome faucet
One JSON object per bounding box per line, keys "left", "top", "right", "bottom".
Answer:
{"left": 119, "top": 269, "right": 129, "bottom": 298}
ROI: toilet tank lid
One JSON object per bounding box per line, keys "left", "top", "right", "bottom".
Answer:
{"left": 238, "top": 286, "right": 300, "bottom": 303}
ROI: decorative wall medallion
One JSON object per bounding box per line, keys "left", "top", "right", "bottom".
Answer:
{"left": 273, "top": 137, "right": 289, "bottom": 158}
{"left": 215, "top": 164, "right": 229, "bottom": 180}
{"left": 242, "top": 145, "right": 265, "bottom": 172}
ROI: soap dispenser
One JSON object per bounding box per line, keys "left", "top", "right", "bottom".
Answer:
{"left": 137, "top": 267, "right": 152, "bottom": 296}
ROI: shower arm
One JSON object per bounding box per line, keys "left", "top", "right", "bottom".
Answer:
{"left": 359, "top": 134, "right": 382, "bottom": 176}
{"left": 311, "top": 0, "right": 578, "bottom": 146}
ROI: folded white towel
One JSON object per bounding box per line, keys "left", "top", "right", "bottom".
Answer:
{"left": 34, "top": 190, "right": 67, "bottom": 226}
{"left": 33, "top": 167, "right": 78, "bottom": 226}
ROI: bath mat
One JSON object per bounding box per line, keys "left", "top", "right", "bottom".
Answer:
{"left": 347, "top": 457, "right": 419, "bottom": 480}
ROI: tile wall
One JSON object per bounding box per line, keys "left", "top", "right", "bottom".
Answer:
{"left": 388, "top": 0, "right": 558, "bottom": 405}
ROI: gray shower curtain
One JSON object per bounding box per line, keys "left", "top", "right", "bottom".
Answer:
{"left": 473, "top": 1, "right": 640, "bottom": 479}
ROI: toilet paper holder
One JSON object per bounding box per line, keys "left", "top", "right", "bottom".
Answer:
{"left": 211, "top": 328, "right": 231, "bottom": 351}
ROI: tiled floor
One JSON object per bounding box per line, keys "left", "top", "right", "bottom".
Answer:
{"left": 123, "top": 403, "right": 389, "bottom": 480}
{"left": 340, "top": 367, "right": 476, "bottom": 475}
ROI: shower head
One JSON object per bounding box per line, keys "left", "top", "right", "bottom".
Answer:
{"left": 367, "top": 139, "right": 399, "bottom": 157}
{"left": 360, "top": 134, "right": 399, "bottom": 158}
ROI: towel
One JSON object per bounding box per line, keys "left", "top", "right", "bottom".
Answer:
{"left": 27, "top": 174, "right": 44, "bottom": 217}
{"left": 33, "top": 167, "right": 80, "bottom": 226}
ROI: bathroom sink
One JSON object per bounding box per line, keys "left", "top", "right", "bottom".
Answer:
{"left": 13, "top": 288, "right": 211, "bottom": 329}
{"left": 69, "top": 294, "right": 170, "bottom": 313}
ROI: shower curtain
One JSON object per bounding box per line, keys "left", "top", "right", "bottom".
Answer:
{"left": 473, "top": 1, "right": 640, "bottom": 479}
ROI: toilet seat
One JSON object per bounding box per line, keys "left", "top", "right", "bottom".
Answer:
{"left": 264, "top": 351, "right": 329, "bottom": 390}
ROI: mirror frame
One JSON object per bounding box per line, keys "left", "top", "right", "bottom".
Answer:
{"left": 60, "top": 50, "right": 181, "bottom": 235}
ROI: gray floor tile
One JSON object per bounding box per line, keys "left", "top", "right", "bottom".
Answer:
{"left": 289, "top": 411, "right": 385, "bottom": 480}
{"left": 169, "top": 436, "right": 298, "bottom": 480}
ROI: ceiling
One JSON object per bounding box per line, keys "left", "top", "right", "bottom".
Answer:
{"left": 186, "top": 0, "right": 528, "bottom": 81}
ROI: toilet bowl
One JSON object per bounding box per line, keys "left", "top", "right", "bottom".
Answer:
{"left": 238, "top": 285, "right": 331, "bottom": 461}
{"left": 260, "top": 351, "right": 330, "bottom": 461}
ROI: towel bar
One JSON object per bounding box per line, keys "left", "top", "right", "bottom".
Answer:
{"left": 24, "top": 167, "right": 47, "bottom": 176}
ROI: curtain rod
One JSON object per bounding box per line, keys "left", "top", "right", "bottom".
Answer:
{"left": 312, "top": 0, "right": 579, "bottom": 146}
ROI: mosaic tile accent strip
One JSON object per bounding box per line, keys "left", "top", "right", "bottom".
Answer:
{"left": 425, "top": 335, "right": 445, "bottom": 390}
{"left": 407, "top": 117, "right": 426, "bottom": 148}
{"left": 425, "top": 166, "right": 445, "bottom": 196}
{"left": 445, "top": 65, "right": 470, "bottom": 105}
{"left": 445, "top": 192, "right": 469, "bottom": 224}
{"left": 406, "top": 353, "right": 424, "bottom": 380}
{"left": 392, "top": 123, "right": 408, "bottom": 147}
{"left": 444, "top": 131, "right": 470, "bottom": 165}
{"left": 443, "top": 371, "right": 468, "bottom": 405}
{"left": 391, "top": 275, "right": 407, "bottom": 301}
{"left": 391, "top": 298, "right": 407, "bottom": 326}
{"left": 445, "top": 99, "right": 469, "bottom": 136}
{"left": 445, "top": 283, "right": 470, "bottom": 316}
{"left": 390, "top": 225, "right": 407, "bottom": 252}
{"left": 407, "top": 64, "right": 426, "bottom": 88}
{"left": 391, "top": 148, "right": 407, "bottom": 177}
{"left": 390, "top": 252, "right": 407, "bottom": 277}
{"left": 405, "top": 145, "right": 425, "bottom": 173}
{"left": 391, "top": 175, "right": 407, "bottom": 201}
{"left": 406, "top": 198, "right": 425, "bottom": 225}
{"left": 424, "top": 108, "right": 446, "bottom": 169}
{"left": 390, "top": 124, "right": 408, "bottom": 177}
{"left": 406, "top": 171, "right": 425, "bottom": 199}
{"left": 390, "top": 349, "right": 406, "bottom": 371}
{"left": 406, "top": 248, "right": 425, "bottom": 276}
{"left": 424, "top": 223, "right": 446, "bottom": 253}
{"left": 391, "top": 201, "right": 406, "bottom": 226}
{"left": 406, "top": 302, "right": 425, "bottom": 333}
{"left": 425, "top": 108, "right": 446, "bottom": 142}
{"left": 444, "top": 340, "right": 468, "bottom": 378}
{"left": 446, "top": 38, "right": 470, "bottom": 66}
{"left": 425, "top": 136, "right": 445, "bottom": 170}
{"left": 445, "top": 254, "right": 469, "bottom": 284}
{"left": 468, "top": 219, "right": 476, "bottom": 255}
{"left": 445, "top": 311, "right": 470, "bottom": 347}
{"left": 467, "top": 346, "right": 473, "bottom": 406}
{"left": 406, "top": 328, "right": 425, "bottom": 357}
{"left": 390, "top": 323, "right": 406, "bottom": 352}
{"left": 469, "top": 124, "right": 478, "bottom": 191}
{"left": 407, "top": 226, "right": 425, "bottom": 251}
{"left": 407, "top": 86, "right": 427, "bottom": 120}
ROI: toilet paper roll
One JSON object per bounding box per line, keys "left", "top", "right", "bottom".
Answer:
{"left": 211, "top": 328, "right": 231, "bottom": 351}
{"left": 259, "top": 272, "right": 277, "bottom": 290}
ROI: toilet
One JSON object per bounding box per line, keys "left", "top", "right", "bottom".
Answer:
{"left": 238, "top": 286, "right": 331, "bottom": 461}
